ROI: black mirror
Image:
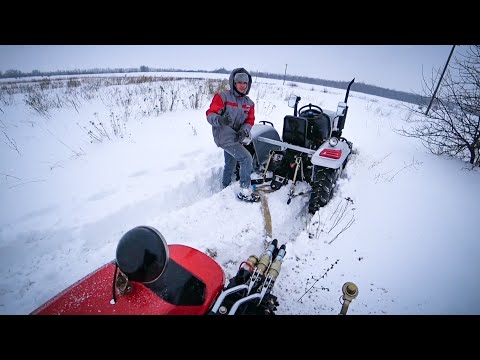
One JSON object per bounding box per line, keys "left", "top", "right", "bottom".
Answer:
{"left": 116, "top": 226, "right": 169, "bottom": 283}
{"left": 287, "top": 95, "right": 298, "bottom": 108}
{"left": 336, "top": 102, "right": 347, "bottom": 116}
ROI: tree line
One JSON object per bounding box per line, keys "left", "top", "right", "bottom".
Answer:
{"left": 3, "top": 46, "right": 478, "bottom": 167}
{"left": 0, "top": 66, "right": 426, "bottom": 106}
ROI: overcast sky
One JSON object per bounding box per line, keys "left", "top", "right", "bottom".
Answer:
{"left": 0, "top": 45, "right": 453, "bottom": 93}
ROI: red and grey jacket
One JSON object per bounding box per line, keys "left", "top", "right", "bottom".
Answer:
{"left": 206, "top": 68, "right": 255, "bottom": 148}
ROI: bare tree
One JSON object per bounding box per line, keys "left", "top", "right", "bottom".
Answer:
{"left": 398, "top": 45, "right": 480, "bottom": 167}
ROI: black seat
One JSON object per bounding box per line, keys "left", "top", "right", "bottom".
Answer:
{"left": 282, "top": 115, "right": 308, "bottom": 147}
{"left": 308, "top": 113, "right": 331, "bottom": 143}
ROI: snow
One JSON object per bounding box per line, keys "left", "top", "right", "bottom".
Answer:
{"left": 1, "top": 72, "right": 479, "bottom": 315}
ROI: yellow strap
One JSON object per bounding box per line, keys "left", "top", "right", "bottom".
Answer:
{"left": 260, "top": 194, "right": 273, "bottom": 246}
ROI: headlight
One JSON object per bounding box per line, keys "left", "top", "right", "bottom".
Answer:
{"left": 329, "top": 137, "right": 339, "bottom": 147}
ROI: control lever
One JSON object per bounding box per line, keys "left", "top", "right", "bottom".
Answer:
{"left": 339, "top": 282, "right": 358, "bottom": 315}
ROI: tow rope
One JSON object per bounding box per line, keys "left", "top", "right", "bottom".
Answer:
{"left": 260, "top": 194, "right": 272, "bottom": 246}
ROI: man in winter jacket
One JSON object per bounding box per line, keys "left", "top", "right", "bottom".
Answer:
{"left": 206, "top": 68, "right": 260, "bottom": 202}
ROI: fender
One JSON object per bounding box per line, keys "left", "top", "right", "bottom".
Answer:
{"left": 310, "top": 139, "right": 351, "bottom": 168}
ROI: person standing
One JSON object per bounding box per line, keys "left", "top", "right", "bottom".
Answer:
{"left": 206, "top": 68, "right": 259, "bottom": 202}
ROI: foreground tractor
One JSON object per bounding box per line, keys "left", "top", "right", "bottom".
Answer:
{"left": 31, "top": 226, "right": 358, "bottom": 315}
{"left": 243, "top": 79, "right": 355, "bottom": 213}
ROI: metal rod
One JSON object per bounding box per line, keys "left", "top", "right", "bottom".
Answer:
{"left": 210, "top": 284, "right": 249, "bottom": 313}
{"left": 257, "top": 136, "right": 316, "bottom": 155}
{"left": 228, "top": 293, "right": 262, "bottom": 315}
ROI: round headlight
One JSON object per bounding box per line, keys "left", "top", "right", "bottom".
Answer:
{"left": 329, "top": 137, "right": 339, "bottom": 147}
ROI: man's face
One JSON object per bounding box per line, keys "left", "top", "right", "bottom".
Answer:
{"left": 235, "top": 81, "right": 248, "bottom": 94}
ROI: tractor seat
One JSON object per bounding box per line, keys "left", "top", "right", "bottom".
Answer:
{"left": 282, "top": 115, "right": 308, "bottom": 148}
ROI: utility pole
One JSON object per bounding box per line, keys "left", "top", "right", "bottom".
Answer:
{"left": 425, "top": 45, "right": 456, "bottom": 116}
{"left": 283, "top": 64, "right": 288, "bottom": 85}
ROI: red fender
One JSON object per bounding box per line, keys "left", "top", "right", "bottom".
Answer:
{"left": 31, "top": 245, "right": 225, "bottom": 315}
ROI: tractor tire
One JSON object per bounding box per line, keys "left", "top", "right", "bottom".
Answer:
{"left": 308, "top": 167, "right": 338, "bottom": 214}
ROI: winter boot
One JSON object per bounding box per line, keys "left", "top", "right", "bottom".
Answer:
{"left": 237, "top": 186, "right": 260, "bottom": 203}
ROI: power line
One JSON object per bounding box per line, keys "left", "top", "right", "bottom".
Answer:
{"left": 425, "top": 45, "right": 456, "bottom": 116}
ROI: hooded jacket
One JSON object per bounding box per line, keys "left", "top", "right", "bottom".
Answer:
{"left": 206, "top": 68, "right": 255, "bottom": 148}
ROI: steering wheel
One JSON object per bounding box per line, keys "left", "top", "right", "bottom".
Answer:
{"left": 298, "top": 104, "right": 323, "bottom": 117}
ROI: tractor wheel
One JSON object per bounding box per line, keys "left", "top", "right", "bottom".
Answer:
{"left": 308, "top": 167, "right": 338, "bottom": 214}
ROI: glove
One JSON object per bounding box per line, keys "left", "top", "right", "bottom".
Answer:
{"left": 217, "top": 112, "right": 233, "bottom": 127}
{"left": 237, "top": 124, "right": 251, "bottom": 143}
{"left": 237, "top": 131, "right": 246, "bottom": 143}
{"left": 239, "top": 124, "right": 251, "bottom": 138}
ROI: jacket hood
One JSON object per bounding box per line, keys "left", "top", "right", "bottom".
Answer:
{"left": 229, "top": 67, "right": 252, "bottom": 96}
